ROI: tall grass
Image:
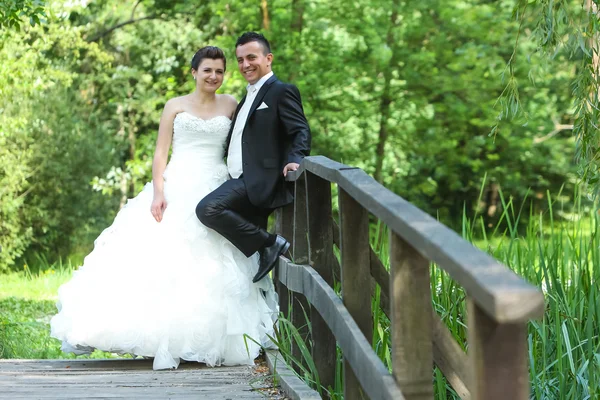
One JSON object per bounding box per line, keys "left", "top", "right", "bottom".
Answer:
{"left": 474, "top": 191, "right": 599, "bottom": 399}
{"left": 272, "top": 190, "right": 599, "bottom": 399}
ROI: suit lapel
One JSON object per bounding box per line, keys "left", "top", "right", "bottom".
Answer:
{"left": 227, "top": 74, "right": 278, "bottom": 153}
{"left": 247, "top": 74, "right": 278, "bottom": 118}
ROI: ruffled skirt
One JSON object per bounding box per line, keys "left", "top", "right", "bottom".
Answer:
{"left": 50, "top": 160, "right": 278, "bottom": 370}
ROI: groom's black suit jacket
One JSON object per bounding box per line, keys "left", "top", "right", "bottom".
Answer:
{"left": 225, "top": 74, "right": 311, "bottom": 209}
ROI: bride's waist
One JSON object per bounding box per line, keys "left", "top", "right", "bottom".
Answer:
{"left": 163, "top": 156, "right": 228, "bottom": 182}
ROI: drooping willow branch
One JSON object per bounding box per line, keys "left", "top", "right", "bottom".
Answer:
{"left": 496, "top": 0, "right": 600, "bottom": 191}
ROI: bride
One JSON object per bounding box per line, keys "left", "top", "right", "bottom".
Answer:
{"left": 50, "top": 46, "right": 278, "bottom": 370}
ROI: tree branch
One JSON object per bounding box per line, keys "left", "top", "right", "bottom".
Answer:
{"left": 87, "top": 14, "right": 160, "bottom": 42}
{"left": 131, "top": 0, "right": 143, "bottom": 20}
{"left": 533, "top": 120, "right": 574, "bottom": 144}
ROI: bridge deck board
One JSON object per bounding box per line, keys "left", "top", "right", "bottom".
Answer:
{"left": 0, "top": 359, "right": 281, "bottom": 399}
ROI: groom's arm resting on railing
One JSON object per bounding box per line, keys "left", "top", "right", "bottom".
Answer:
{"left": 278, "top": 83, "right": 311, "bottom": 177}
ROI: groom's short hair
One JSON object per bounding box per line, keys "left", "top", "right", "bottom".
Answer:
{"left": 235, "top": 32, "right": 271, "bottom": 55}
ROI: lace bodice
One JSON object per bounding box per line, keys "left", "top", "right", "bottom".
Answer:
{"left": 171, "top": 112, "right": 231, "bottom": 164}
{"left": 162, "top": 112, "right": 231, "bottom": 185}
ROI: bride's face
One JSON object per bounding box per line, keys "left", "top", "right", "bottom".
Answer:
{"left": 193, "top": 58, "right": 225, "bottom": 92}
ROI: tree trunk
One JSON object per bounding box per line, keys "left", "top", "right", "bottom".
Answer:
{"left": 127, "top": 112, "right": 136, "bottom": 199}
{"left": 261, "top": 0, "right": 270, "bottom": 31}
{"left": 116, "top": 105, "right": 128, "bottom": 209}
{"left": 288, "top": 0, "right": 304, "bottom": 81}
{"left": 291, "top": 0, "right": 303, "bottom": 32}
{"left": 374, "top": 1, "right": 400, "bottom": 183}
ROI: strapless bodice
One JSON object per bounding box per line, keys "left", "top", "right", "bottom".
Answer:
{"left": 170, "top": 112, "right": 231, "bottom": 164}
{"left": 162, "top": 112, "right": 231, "bottom": 185}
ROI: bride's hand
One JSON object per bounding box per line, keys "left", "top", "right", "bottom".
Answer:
{"left": 151, "top": 193, "right": 167, "bottom": 222}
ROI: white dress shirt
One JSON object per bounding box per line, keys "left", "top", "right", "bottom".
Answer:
{"left": 227, "top": 71, "right": 274, "bottom": 178}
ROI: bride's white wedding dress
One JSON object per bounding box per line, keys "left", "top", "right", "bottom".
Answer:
{"left": 50, "top": 112, "right": 278, "bottom": 370}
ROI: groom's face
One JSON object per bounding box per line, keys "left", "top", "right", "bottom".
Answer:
{"left": 236, "top": 41, "right": 272, "bottom": 85}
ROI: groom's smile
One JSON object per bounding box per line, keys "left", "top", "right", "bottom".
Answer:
{"left": 236, "top": 41, "right": 273, "bottom": 85}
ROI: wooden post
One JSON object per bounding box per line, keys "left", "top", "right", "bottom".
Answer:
{"left": 338, "top": 188, "right": 372, "bottom": 400}
{"left": 389, "top": 231, "right": 433, "bottom": 400}
{"left": 468, "top": 298, "right": 529, "bottom": 400}
{"left": 290, "top": 175, "right": 311, "bottom": 374}
{"left": 306, "top": 172, "right": 336, "bottom": 396}
{"left": 275, "top": 205, "right": 293, "bottom": 319}
{"left": 293, "top": 175, "right": 310, "bottom": 265}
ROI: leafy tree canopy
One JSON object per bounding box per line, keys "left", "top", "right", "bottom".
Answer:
{"left": 0, "top": 0, "right": 46, "bottom": 29}
{"left": 0, "top": 0, "right": 585, "bottom": 271}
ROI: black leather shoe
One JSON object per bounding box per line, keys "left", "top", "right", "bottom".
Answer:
{"left": 253, "top": 235, "right": 290, "bottom": 283}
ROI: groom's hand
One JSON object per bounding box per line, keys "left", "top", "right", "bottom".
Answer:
{"left": 283, "top": 163, "right": 300, "bottom": 177}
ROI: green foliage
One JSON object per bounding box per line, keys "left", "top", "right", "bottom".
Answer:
{"left": 0, "top": 0, "right": 584, "bottom": 269}
{"left": 0, "top": 13, "right": 119, "bottom": 270}
{"left": 0, "top": 297, "right": 63, "bottom": 359}
{"left": 1, "top": 4, "right": 596, "bottom": 396}
{"left": 467, "top": 191, "right": 599, "bottom": 399}
{"left": 0, "top": 0, "right": 46, "bottom": 29}
{"left": 499, "top": 0, "right": 600, "bottom": 193}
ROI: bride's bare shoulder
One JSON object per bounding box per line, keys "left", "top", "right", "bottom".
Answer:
{"left": 163, "top": 96, "right": 188, "bottom": 116}
{"left": 217, "top": 94, "right": 238, "bottom": 105}
{"left": 217, "top": 94, "right": 238, "bottom": 117}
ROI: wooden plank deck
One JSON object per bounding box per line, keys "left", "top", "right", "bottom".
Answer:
{"left": 0, "top": 358, "right": 285, "bottom": 399}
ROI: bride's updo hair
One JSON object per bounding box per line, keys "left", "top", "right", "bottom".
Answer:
{"left": 191, "top": 46, "right": 226, "bottom": 71}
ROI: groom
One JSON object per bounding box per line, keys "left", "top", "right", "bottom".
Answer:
{"left": 196, "top": 32, "right": 311, "bottom": 283}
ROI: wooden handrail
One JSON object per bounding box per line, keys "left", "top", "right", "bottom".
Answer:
{"left": 332, "top": 220, "right": 472, "bottom": 399}
{"left": 286, "top": 156, "right": 544, "bottom": 323}
{"left": 278, "top": 156, "right": 545, "bottom": 400}
{"left": 277, "top": 258, "right": 405, "bottom": 400}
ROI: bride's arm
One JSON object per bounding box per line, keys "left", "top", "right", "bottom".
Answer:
{"left": 151, "top": 99, "right": 177, "bottom": 222}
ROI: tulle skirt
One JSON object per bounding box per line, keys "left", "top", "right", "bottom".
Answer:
{"left": 50, "top": 160, "right": 278, "bottom": 370}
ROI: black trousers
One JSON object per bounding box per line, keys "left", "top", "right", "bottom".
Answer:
{"left": 196, "top": 178, "right": 271, "bottom": 257}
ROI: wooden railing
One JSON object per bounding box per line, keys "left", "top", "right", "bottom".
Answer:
{"left": 274, "top": 156, "right": 545, "bottom": 400}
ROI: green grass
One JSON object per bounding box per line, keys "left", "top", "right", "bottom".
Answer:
{"left": 0, "top": 260, "right": 116, "bottom": 360}
{"left": 0, "top": 264, "right": 74, "bottom": 301}
{"left": 0, "top": 297, "right": 63, "bottom": 359}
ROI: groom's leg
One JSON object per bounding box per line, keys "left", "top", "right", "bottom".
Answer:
{"left": 196, "top": 179, "right": 269, "bottom": 257}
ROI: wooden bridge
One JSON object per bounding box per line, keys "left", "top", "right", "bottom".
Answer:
{"left": 0, "top": 351, "right": 318, "bottom": 399}
{"left": 274, "top": 155, "right": 544, "bottom": 400}
{"left": 0, "top": 155, "right": 544, "bottom": 399}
